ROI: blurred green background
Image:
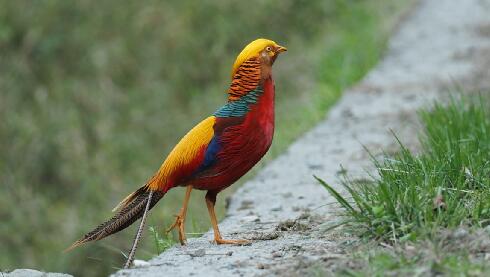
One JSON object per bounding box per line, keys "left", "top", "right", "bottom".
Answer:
{"left": 0, "top": 0, "right": 410, "bottom": 275}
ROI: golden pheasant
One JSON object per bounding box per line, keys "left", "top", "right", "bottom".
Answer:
{"left": 67, "top": 38, "right": 286, "bottom": 268}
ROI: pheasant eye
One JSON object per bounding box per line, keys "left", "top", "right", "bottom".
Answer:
{"left": 265, "top": 46, "right": 272, "bottom": 52}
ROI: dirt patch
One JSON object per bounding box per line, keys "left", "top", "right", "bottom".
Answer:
{"left": 307, "top": 227, "right": 490, "bottom": 276}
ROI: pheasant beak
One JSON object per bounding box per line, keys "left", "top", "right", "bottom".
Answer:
{"left": 275, "top": 45, "right": 287, "bottom": 53}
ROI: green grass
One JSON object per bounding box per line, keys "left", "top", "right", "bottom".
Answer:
{"left": 148, "top": 227, "right": 174, "bottom": 255}
{"left": 0, "top": 0, "right": 412, "bottom": 275}
{"left": 317, "top": 94, "right": 490, "bottom": 275}
{"left": 317, "top": 94, "right": 490, "bottom": 242}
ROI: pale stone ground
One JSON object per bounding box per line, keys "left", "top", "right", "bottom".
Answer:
{"left": 4, "top": 0, "right": 490, "bottom": 276}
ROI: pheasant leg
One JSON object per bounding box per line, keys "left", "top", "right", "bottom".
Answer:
{"left": 205, "top": 191, "right": 250, "bottom": 245}
{"left": 166, "top": 185, "right": 192, "bottom": 245}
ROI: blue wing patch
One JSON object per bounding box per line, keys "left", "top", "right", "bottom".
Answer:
{"left": 199, "top": 135, "right": 221, "bottom": 170}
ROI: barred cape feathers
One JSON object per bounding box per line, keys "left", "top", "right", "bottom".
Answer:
{"left": 228, "top": 58, "right": 261, "bottom": 101}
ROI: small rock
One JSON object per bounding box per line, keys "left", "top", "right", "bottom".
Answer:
{"left": 404, "top": 245, "right": 416, "bottom": 252}
{"left": 298, "top": 212, "right": 310, "bottom": 220}
{"left": 133, "top": 260, "right": 151, "bottom": 268}
{"left": 276, "top": 219, "right": 309, "bottom": 232}
{"left": 271, "top": 206, "right": 282, "bottom": 212}
{"left": 247, "top": 231, "right": 280, "bottom": 240}
{"left": 256, "top": 263, "right": 268, "bottom": 269}
{"left": 453, "top": 228, "right": 469, "bottom": 239}
{"left": 188, "top": 249, "right": 206, "bottom": 257}
{"left": 3, "top": 269, "right": 73, "bottom": 277}
{"left": 272, "top": 252, "right": 283, "bottom": 258}
{"left": 292, "top": 206, "right": 301, "bottom": 212}
{"left": 322, "top": 253, "right": 343, "bottom": 259}
{"left": 307, "top": 163, "right": 324, "bottom": 170}
{"left": 276, "top": 220, "right": 296, "bottom": 231}
{"left": 238, "top": 200, "right": 254, "bottom": 210}
{"left": 241, "top": 215, "right": 260, "bottom": 222}
{"left": 484, "top": 225, "right": 490, "bottom": 235}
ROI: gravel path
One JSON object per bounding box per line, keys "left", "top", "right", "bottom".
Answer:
{"left": 4, "top": 0, "right": 489, "bottom": 276}
{"left": 111, "top": 0, "right": 490, "bottom": 276}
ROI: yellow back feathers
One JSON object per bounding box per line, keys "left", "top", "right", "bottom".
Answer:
{"left": 148, "top": 116, "right": 216, "bottom": 191}
{"left": 231, "top": 38, "right": 278, "bottom": 79}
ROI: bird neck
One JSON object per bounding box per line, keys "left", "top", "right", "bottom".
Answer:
{"left": 227, "top": 57, "right": 272, "bottom": 102}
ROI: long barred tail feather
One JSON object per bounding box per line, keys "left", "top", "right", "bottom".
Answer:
{"left": 65, "top": 187, "right": 164, "bottom": 252}
{"left": 124, "top": 190, "right": 154, "bottom": 269}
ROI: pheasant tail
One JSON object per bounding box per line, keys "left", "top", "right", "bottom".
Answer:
{"left": 65, "top": 187, "right": 164, "bottom": 252}
{"left": 112, "top": 185, "right": 149, "bottom": 213}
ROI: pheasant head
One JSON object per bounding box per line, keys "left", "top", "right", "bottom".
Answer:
{"left": 228, "top": 38, "right": 287, "bottom": 101}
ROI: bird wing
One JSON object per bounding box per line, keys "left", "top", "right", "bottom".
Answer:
{"left": 148, "top": 116, "right": 216, "bottom": 191}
